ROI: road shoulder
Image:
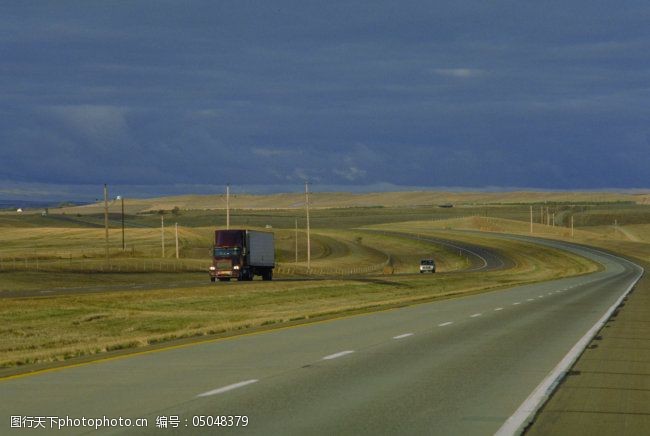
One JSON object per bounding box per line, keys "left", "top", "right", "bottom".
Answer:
{"left": 526, "top": 260, "right": 650, "bottom": 435}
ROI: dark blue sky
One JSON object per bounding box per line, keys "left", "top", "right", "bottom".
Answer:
{"left": 2, "top": 1, "right": 650, "bottom": 199}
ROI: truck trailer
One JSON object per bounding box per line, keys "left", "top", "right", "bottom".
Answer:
{"left": 209, "top": 229, "right": 275, "bottom": 282}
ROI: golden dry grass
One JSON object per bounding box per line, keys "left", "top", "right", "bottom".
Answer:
{"left": 0, "top": 230, "right": 597, "bottom": 369}
{"left": 0, "top": 226, "right": 208, "bottom": 259}
{"left": 389, "top": 215, "right": 650, "bottom": 264}
{"left": 0, "top": 223, "right": 470, "bottom": 279}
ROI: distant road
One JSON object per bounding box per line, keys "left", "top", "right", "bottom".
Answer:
{"left": 0, "top": 233, "right": 509, "bottom": 298}
{"left": 367, "top": 230, "right": 514, "bottom": 272}
{"left": 1, "top": 235, "right": 642, "bottom": 435}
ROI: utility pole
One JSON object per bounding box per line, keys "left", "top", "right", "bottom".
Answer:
{"left": 121, "top": 196, "right": 125, "bottom": 251}
{"left": 226, "top": 184, "right": 230, "bottom": 230}
{"left": 571, "top": 215, "right": 574, "bottom": 238}
{"left": 305, "top": 181, "right": 311, "bottom": 271}
{"left": 295, "top": 217, "right": 298, "bottom": 264}
{"left": 104, "top": 184, "right": 109, "bottom": 265}
{"left": 161, "top": 215, "right": 165, "bottom": 258}
{"left": 530, "top": 205, "right": 533, "bottom": 234}
{"left": 552, "top": 212, "right": 555, "bottom": 227}
{"left": 175, "top": 222, "right": 179, "bottom": 259}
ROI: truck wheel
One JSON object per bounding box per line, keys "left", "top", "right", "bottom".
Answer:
{"left": 218, "top": 278, "right": 230, "bottom": 282}
{"left": 262, "top": 270, "right": 273, "bottom": 281}
{"left": 210, "top": 277, "right": 216, "bottom": 282}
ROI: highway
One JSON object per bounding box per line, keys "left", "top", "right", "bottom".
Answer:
{"left": 0, "top": 236, "right": 642, "bottom": 435}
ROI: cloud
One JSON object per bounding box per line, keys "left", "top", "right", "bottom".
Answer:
{"left": 252, "top": 147, "right": 294, "bottom": 158}
{"left": 333, "top": 166, "right": 367, "bottom": 182}
{"left": 432, "top": 68, "right": 483, "bottom": 78}
{"left": 190, "top": 109, "right": 223, "bottom": 119}
{"left": 47, "top": 105, "right": 130, "bottom": 142}
{"left": 2, "top": 2, "right": 650, "bottom": 194}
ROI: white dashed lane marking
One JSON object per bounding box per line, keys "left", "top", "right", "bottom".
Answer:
{"left": 322, "top": 351, "right": 355, "bottom": 360}
{"left": 197, "top": 380, "right": 259, "bottom": 397}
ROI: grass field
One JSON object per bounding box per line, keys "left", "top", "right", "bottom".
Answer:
{"left": 0, "top": 230, "right": 597, "bottom": 369}
{"left": 2, "top": 191, "right": 650, "bottom": 372}
{"left": 0, "top": 225, "right": 456, "bottom": 281}
{"left": 401, "top": 214, "right": 650, "bottom": 265}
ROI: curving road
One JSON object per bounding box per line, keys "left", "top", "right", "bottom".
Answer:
{"left": 0, "top": 234, "right": 642, "bottom": 435}
{"left": 369, "top": 230, "right": 513, "bottom": 272}
{"left": 0, "top": 231, "right": 508, "bottom": 299}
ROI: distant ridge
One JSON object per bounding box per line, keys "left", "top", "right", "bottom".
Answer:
{"left": 51, "top": 190, "right": 650, "bottom": 215}
{"left": 0, "top": 199, "right": 88, "bottom": 210}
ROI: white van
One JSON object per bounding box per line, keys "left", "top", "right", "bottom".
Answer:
{"left": 419, "top": 259, "right": 436, "bottom": 273}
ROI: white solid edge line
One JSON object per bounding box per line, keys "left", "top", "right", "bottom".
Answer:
{"left": 197, "top": 379, "right": 259, "bottom": 397}
{"left": 393, "top": 333, "right": 414, "bottom": 339}
{"left": 322, "top": 350, "right": 355, "bottom": 360}
{"left": 438, "top": 321, "right": 453, "bottom": 327}
{"left": 495, "top": 263, "right": 644, "bottom": 436}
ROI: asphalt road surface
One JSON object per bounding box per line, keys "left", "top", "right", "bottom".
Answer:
{"left": 1, "top": 237, "right": 642, "bottom": 435}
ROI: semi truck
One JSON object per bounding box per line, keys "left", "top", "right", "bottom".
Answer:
{"left": 209, "top": 229, "right": 275, "bottom": 282}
